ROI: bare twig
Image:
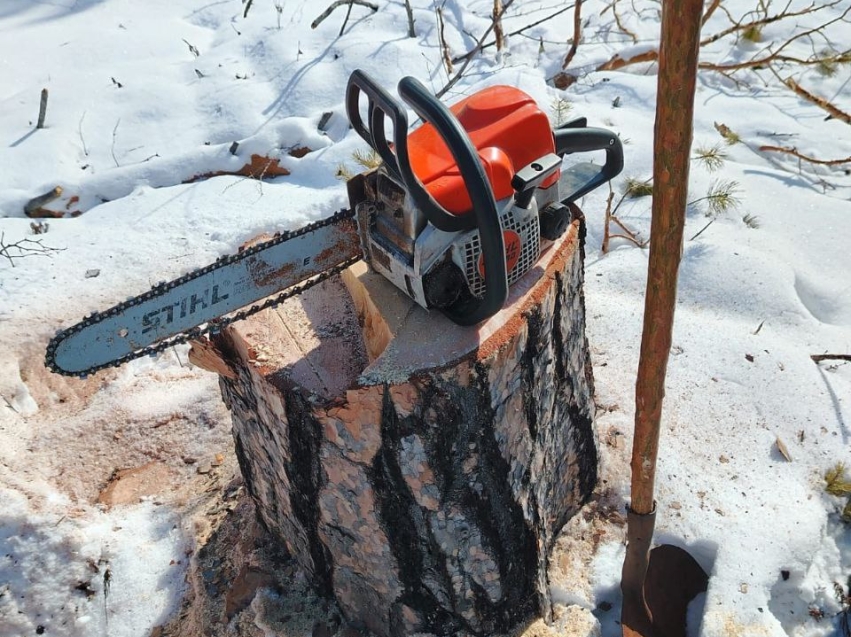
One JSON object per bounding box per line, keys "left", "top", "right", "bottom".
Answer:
{"left": 609, "top": 0, "right": 638, "bottom": 43}
{"left": 111, "top": 119, "right": 121, "bottom": 167}
{"left": 436, "top": 3, "right": 453, "bottom": 75}
{"left": 243, "top": 0, "right": 253, "bottom": 18}
{"left": 589, "top": 0, "right": 851, "bottom": 79}
{"left": 311, "top": 0, "right": 379, "bottom": 32}
{"left": 78, "top": 111, "right": 89, "bottom": 156}
{"left": 37, "top": 88, "right": 48, "bottom": 129}
{"left": 699, "top": 2, "right": 835, "bottom": 47}
{"left": 811, "top": 353, "right": 851, "bottom": 363}
{"left": 1, "top": 394, "right": 18, "bottom": 413}
{"left": 452, "top": 3, "right": 573, "bottom": 64}
{"left": 601, "top": 187, "right": 615, "bottom": 253}
{"left": 437, "top": 0, "right": 516, "bottom": 98}
{"left": 689, "top": 218, "right": 715, "bottom": 241}
{"left": 493, "top": 0, "right": 505, "bottom": 52}
{"left": 403, "top": 0, "right": 415, "bottom": 37}
{"left": 758, "top": 145, "right": 851, "bottom": 165}
{"left": 182, "top": 38, "right": 200, "bottom": 57}
{"left": 701, "top": 0, "right": 722, "bottom": 26}
{"left": 339, "top": 0, "right": 355, "bottom": 36}
{"left": 602, "top": 184, "right": 646, "bottom": 251}
{"left": 0, "top": 231, "right": 65, "bottom": 267}
{"left": 562, "top": 0, "right": 584, "bottom": 68}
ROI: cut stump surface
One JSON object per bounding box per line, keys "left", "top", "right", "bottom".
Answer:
{"left": 206, "top": 209, "right": 598, "bottom": 637}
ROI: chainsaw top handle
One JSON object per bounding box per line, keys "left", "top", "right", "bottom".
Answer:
{"left": 553, "top": 121, "right": 624, "bottom": 203}
{"left": 346, "top": 69, "right": 509, "bottom": 326}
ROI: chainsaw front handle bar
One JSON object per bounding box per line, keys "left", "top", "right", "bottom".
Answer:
{"left": 347, "top": 71, "right": 481, "bottom": 233}
{"left": 346, "top": 70, "right": 407, "bottom": 183}
{"left": 346, "top": 70, "right": 508, "bottom": 326}
{"left": 554, "top": 125, "right": 624, "bottom": 203}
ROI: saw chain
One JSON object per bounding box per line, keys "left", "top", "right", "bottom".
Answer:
{"left": 44, "top": 208, "right": 358, "bottom": 378}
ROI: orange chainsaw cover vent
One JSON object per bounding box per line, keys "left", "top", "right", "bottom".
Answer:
{"left": 407, "top": 86, "right": 557, "bottom": 215}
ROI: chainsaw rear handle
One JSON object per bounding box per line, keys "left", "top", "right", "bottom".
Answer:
{"left": 554, "top": 126, "right": 624, "bottom": 203}
{"left": 346, "top": 70, "right": 508, "bottom": 326}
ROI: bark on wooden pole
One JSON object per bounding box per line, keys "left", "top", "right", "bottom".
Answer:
{"left": 203, "top": 211, "right": 598, "bottom": 636}
{"left": 631, "top": 0, "right": 705, "bottom": 516}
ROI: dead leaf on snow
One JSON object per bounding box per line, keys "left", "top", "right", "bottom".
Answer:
{"left": 776, "top": 437, "right": 792, "bottom": 462}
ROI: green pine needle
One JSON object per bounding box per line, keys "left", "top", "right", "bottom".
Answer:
{"left": 742, "top": 25, "right": 763, "bottom": 42}
{"left": 335, "top": 164, "right": 355, "bottom": 181}
{"left": 694, "top": 144, "right": 727, "bottom": 172}
{"left": 705, "top": 179, "right": 742, "bottom": 217}
{"left": 352, "top": 148, "right": 381, "bottom": 169}
{"left": 623, "top": 177, "right": 653, "bottom": 198}
{"left": 826, "top": 463, "right": 851, "bottom": 497}
{"left": 550, "top": 98, "right": 573, "bottom": 126}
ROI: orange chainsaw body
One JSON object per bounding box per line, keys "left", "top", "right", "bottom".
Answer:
{"left": 408, "top": 86, "right": 558, "bottom": 214}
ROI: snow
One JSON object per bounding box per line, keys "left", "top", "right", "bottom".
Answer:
{"left": 1, "top": 0, "right": 850, "bottom": 636}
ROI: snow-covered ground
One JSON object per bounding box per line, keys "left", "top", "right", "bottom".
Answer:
{"left": 1, "top": 0, "right": 849, "bottom": 635}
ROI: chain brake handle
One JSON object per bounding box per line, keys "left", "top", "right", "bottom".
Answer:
{"left": 346, "top": 70, "right": 508, "bottom": 326}
{"left": 554, "top": 121, "right": 624, "bottom": 203}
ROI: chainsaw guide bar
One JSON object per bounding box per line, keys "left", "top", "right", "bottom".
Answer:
{"left": 45, "top": 209, "right": 359, "bottom": 377}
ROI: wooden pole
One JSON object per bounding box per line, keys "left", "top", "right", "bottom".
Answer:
{"left": 630, "top": 0, "right": 705, "bottom": 515}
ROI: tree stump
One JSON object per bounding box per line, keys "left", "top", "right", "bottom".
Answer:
{"left": 202, "top": 207, "right": 598, "bottom": 637}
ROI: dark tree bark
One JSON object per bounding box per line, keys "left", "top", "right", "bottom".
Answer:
{"left": 200, "top": 211, "right": 598, "bottom": 637}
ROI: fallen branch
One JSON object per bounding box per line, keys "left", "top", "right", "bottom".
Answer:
{"left": 24, "top": 186, "right": 63, "bottom": 217}
{"left": 596, "top": 48, "right": 658, "bottom": 71}
{"left": 758, "top": 145, "right": 851, "bottom": 166}
{"left": 811, "top": 354, "right": 851, "bottom": 363}
{"left": 1, "top": 231, "right": 65, "bottom": 267}
{"left": 311, "top": 0, "right": 379, "bottom": 33}
{"left": 779, "top": 75, "right": 851, "bottom": 125}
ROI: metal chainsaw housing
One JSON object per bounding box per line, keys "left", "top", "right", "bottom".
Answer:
{"left": 349, "top": 164, "right": 558, "bottom": 313}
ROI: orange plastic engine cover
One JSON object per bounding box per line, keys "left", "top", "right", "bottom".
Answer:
{"left": 407, "top": 86, "right": 557, "bottom": 215}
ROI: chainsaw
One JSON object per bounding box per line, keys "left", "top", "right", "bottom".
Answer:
{"left": 46, "top": 70, "right": 623, "bottom": 377}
